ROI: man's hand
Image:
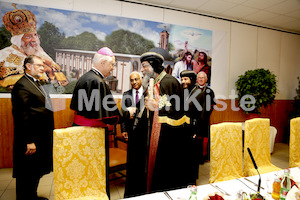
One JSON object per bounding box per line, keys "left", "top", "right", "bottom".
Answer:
{"left": 25, "top": 143, "right": 36, "bottom": 155}
{"left": 145, "top": 96, "right": 158, "bottom": 111}
{"left": 127, "top": 107, "right": 137, "bottom": 119}
{"left": 122, "top": 132, "right": 128, "bottom": 139}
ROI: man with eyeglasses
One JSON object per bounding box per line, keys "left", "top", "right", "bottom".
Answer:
{"left": 11, "top": 55, "right": 54, "bottom": 200}
{"left": 0, "top": 5, "right": 68, "bottom": 89}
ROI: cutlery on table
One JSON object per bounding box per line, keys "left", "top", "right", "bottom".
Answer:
{"left": 164, "top": 191, "right": 173, "bottom": 200}
{"left": 210, "top": 184, "right": 231, "bottom": 196}
{"left": 244, "top": 178, "right": 265, "bottom": 190}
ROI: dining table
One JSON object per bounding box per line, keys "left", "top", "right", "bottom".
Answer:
{"left": 122, "top": 167, "right": 300, "bottom": 200}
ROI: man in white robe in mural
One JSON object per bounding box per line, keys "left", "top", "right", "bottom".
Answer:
{"left": 0, "top": 4, "right": 68, "bottom": 90}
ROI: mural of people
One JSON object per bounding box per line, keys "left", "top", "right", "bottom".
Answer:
{"left": 0, "top": 2, "right": 212, "bottom": 93}
{"left": 0, "top": 4, "right": 68, "bottom": 90}
{"left": 192, "top": 51, "right": 211, "bottom": 85}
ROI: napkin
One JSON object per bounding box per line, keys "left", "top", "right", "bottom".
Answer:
{"left": 286, "top": 186, "right": 300, "bottom": 200}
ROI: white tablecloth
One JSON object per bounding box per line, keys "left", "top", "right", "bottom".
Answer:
{"left": 122, "top": 167, "right": 300, "bottom": 200}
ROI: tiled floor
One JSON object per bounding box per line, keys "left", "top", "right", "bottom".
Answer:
{"left": 0, "top": 143, "right": 289, "bottom": 200}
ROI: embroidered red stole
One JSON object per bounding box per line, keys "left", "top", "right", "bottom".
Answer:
{"left": 146, "top": 83, "right": 162, "bottom": 192}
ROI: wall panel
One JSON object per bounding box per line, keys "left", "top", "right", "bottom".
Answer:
{"left": 0, "top": 97, "right": 293, "bottom": 168}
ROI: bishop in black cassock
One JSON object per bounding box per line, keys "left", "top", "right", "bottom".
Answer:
{"left": 70, "top": 47, "right": 134, "bottom": 127}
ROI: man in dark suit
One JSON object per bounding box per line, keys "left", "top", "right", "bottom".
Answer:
{"left": 121, "top": 71, "right": 144, "bottom": 138}
{"left": 11, "top": 55, "right": 54, "bottom": 200}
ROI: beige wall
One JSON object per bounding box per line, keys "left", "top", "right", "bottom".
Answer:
{"left": 1, "top": 0, "right": 300, "bottom": 99}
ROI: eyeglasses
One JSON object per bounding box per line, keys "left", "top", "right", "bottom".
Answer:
{"left": 23, "top": 34, "right": 40, "bottom": 40}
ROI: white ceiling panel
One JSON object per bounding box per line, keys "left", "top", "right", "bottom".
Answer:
{"left": 136, "top": 0, "right": 173, "bottom": 5}
{"left": 222, "top": 0, "right": 247, "bottom": 4}
{"left": 284, "top": 9, "right": 300, "bottom": 18}
{"left": 242, "top": 0, "right": 286, "bottom": 9}
{"left": 242, "top": 10, "right": 277, "bottom": 23}
{"left": 267, "top": 0, "right": 300, "bottom": 14}
{"left": 221, "top": 5, "right": 257, "bottom": 19}
{"left": 167, "top": 0, "right": 209, "bottom": 11}
{"left": 195, "top": 0, "right": 237, "bottom": 14}
{"left": 262, "top": 15, "right": 296, "bottom": 27}
{"left": 118, "top": 0, "right": 300, "bottom": 34}
{"left": 280, "top": 19, "right": 300, "bottom": 30}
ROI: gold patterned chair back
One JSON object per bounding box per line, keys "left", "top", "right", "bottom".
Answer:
{"left": 244, "top": 118, "right": 281, "bottom": 176}
{"left": 289, "top": 117, "right": 300, "bottom": 168}
{"left": 53, "top": 126, "right": 108, "bottom": 200}
{"left": 209, "top": 122, "right": 243, "bottom": 183}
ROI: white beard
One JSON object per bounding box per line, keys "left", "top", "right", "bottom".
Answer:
{"left": 142, "top": 67, "right": 155, "bottom": 88}
{"left": 142, "top": 74, "right": 150, "bottom": 89}
{"left": 21, "top": 40, "right": 47, "bottom": 57}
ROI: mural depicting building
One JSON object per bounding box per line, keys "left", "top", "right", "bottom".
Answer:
{"left": 55, "top": 49, "right": 140, "bottom": 93}
{"left": 159, "top": 29, "right": 169, "bottom": 51}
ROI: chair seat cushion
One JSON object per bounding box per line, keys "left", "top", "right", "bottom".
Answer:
{"left": 109, "top": 148, "right": 127, "bottom": 167}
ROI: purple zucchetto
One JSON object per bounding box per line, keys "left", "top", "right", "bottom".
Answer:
{"left": 97, "top": 47, "right": 114, "bottom": 57}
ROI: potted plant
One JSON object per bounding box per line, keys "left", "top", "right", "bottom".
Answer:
{"left": 235, "top": 68, "right": 278, "bottom": 116}
{"left": 289, "top": 77, "right": 300, "bottom": 118}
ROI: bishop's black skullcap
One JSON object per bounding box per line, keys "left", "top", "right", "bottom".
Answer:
{"left": 180, "top": 70, "right": 197, "bottom": 80}
{"left": 140, "top": 52, "right": 164, "bottom": 73}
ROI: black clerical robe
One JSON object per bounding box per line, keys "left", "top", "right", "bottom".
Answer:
{"left": 124, "top": 73, "right": 193, "bottom": 198}
{"left": 11, "top": 74, "right": 54, "bottom": 178}
{"left": 200, "top": 85, "right": 215, "bottom": 160}
{"left": 70, "top": 69, "right": 120, "bottom": 125}
{"left": 183, "top": 85, "right": 206, "bottom": 179}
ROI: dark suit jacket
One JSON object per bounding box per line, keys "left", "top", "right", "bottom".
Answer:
{"left": 122, "top": 89, "right": 134, "bottom": 109}
{"left": 11, "top": 74, "right": 54, "bottom": 178}
{"left": 121, "top": 87, "right": 145, "bottom": 133}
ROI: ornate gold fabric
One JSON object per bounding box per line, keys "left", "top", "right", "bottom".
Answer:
{"left": 3, "top": 4, "right": 37, "bottom": 36}
{"left": 289, "top": 117, "right": 300, "bottom": 168}
{"left": 209, "top": 122, "right": 243, "bottom": 183}
{"left": 244, "top": 118, "right": 281, "bottom": 177}
{"left": 53, "top": 126, "right": 108, "bottom": 200}
{"left": 158, "top": 115, "right": 190, "bottom": 126}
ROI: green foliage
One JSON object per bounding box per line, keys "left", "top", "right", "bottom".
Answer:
{"left": 290, "top": 77, "right": 300, "bottom": 118}
{"left": 38, "top": 21, "right": 65, "bottom": 59}
{"left": 235, "top": 68, "right": 277, "bottom": 114}
{"left": 0, "top": 86, "right": 11, "bottom": 93}
{"left": 105, "top": 29, "right": 155, "bottom": 55}
{"left": 61, "top": 31, "right": 104, "bottom": 51}
{"left": 169, "top": 42, "right": 175, "bottom": 52}
{"left": 0, "top": 25, "right": 12, "bottom": 49}
{"left": 63, "top": 80, "right": 77, "bottom": 94}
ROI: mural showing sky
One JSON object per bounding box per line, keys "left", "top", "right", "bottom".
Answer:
{"left": 0, "top": 2, "right": 212, "bottom": 56}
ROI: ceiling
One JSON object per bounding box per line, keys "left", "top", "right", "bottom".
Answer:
{"left": 120, "top": 0, "right": 300, "bottom": 34}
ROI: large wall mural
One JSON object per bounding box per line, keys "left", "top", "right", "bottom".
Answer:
{"left": 0, "top": 2, "right": 212, "bottom": 94}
